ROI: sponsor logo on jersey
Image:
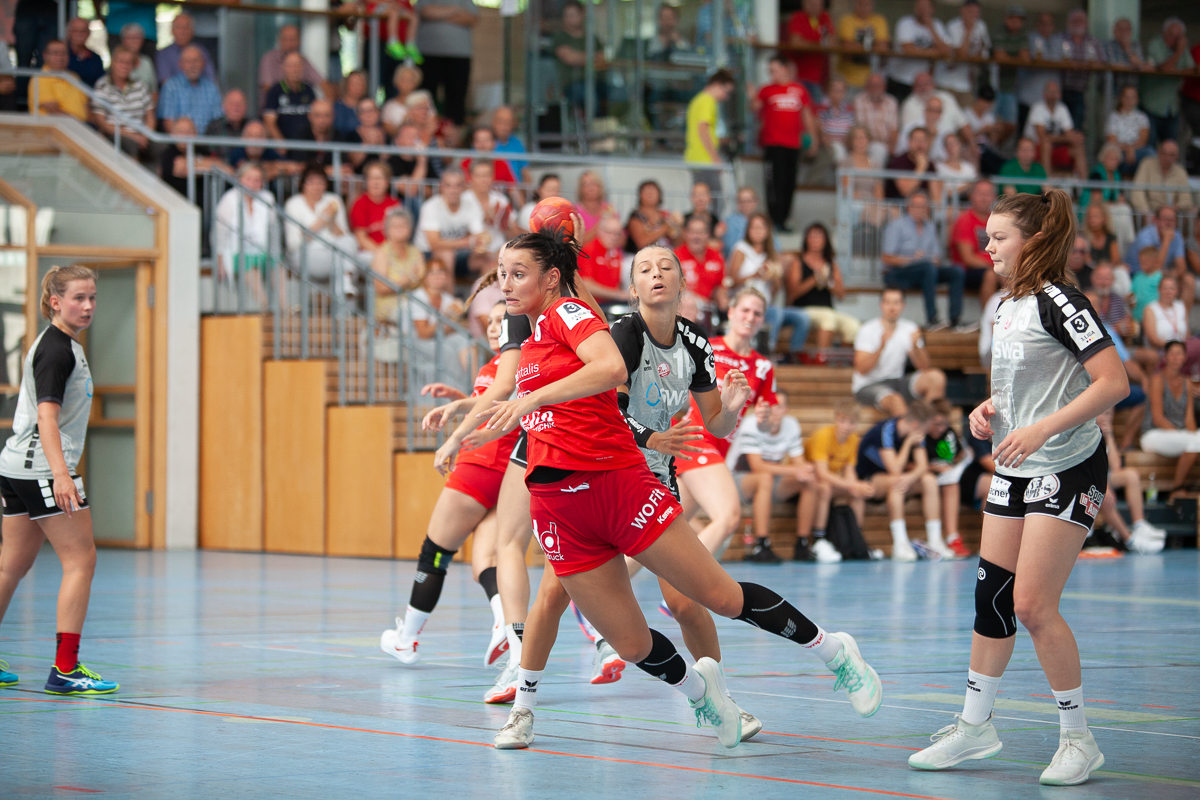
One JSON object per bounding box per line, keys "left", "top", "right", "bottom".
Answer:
{"left": 657, "top": 362, "right": 671, "bottom": 378}
{"left": 560, "top": 482, "right": 590, "bottom": 493}
{"left": 1080, "top": 485, "right": 1103, "bottom": 518}
{"left": 987, "top": 475, "right": 1011, "bottom": 506}
{"left": 515, "top": 363, "right": 540, "bottom": 383}
{"left": 993, "top": 341, "right": 1025, "bottom": 360}
{"left": 534, "top": 520, "right": 563, "bottom": 560}
{"left": 520, "top": 410, "right": 555, "bottom": 433}
{"left": 630, "top": 487, "right": 669, "bottom": 530}
{"left": 1064, "top": 309, "right": 1103, "bottom": 350}
{"left": 556, "top": 301, "right": 594, "bottom": 330}
{"left": 1023, "top": 474, "right": 1061, "bottom": 503}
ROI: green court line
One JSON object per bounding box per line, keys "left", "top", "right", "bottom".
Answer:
{"left": 992, "top": 756, "right": 1200, "bottom": 787}
{"left": 1062, "top": 592, "right": 1200, "bottom": 608}
{"left": 891, "top": 693, "right": 1191, "bottom": 723}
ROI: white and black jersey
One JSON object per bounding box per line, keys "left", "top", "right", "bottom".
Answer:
{"left": 0, "top": 325, "right": 93, "bottom": 479}
{"left": 610, "top": 313, "right": 717, "bottom": 489}
{"left": 989, "top": 282, "right": 1113, "bottom": 478}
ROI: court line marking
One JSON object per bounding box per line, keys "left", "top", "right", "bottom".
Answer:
{"left": 1061, "top": 592, "right": 1200, "bottom": 608}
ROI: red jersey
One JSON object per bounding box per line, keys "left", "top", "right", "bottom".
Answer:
{"left": 785, "top": 11, "right": 833, "bottom": 85}
{"left": 950, "top": 208, "right": 988, "bottom": 268}
{"left": 516, "top": 297, "right": 644, "bottom": 473}
{"left": 367, "top": 0, "right": 413, "bottom": 41}
{"left": 456, "top": 354, "right": 521, "bottom": 472}
{"left": 675, "top": 244, "right": 726, "bottom": 301}
{"left": 682, "top": 337, "right": 778, "bottom": 457}
{"left": 579, "top": 238, "right": 624, "bottom": 289}
{"left": 757, "top": 83, "right": 810, "bottom": 149}
{"left": 349, "top": 193, "right": 400, "bottom": 244}
{"left": 461, "top": 157, "right": 518, "bottom": 185}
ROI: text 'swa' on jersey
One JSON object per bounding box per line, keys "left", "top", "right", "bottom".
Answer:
{"left": 681, "top": 337, "right": 778, "bottom": 458}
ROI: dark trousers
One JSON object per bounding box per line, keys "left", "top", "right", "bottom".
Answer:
{"left": 381, "top": 48, "right": 403, "bottom": 99}
{"left": 1146, "top": 110, "right": 1179, "bottom": 146}
{"left": 14, "top": 11, "right": 57, "bottom": 68}
{"left": 420, "top": 55, "right": 471, "bottom": 126}
{"left": 886, "top": 77, "right": 912, "bottom": 104}
{"left": 1017, "top": 103, "right": 1031, "bottom": 145}
{"left": 763, "top": 145, "right": 799, "bottom": 231}
{"left": 883, "top": 260, "right": 965, "bottom": 325}
{"left": 1062, "top": 89, "right": 1086, "bottom": 128}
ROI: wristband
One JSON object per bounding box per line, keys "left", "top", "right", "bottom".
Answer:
{"left": 617, "top": 392, "right": 654, "bottom": 448}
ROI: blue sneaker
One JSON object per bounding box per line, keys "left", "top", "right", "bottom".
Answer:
{"left": 44, "top": 663, "right": 118, "bottom": 695}
{"left": 0, "top": 659, "right": 17, "bottom": 686}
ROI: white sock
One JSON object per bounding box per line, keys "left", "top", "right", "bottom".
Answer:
{"left": 513, "top": 668, "right": 543, "bottom": 711}
{"left": 803, "top": 626, "right": 844, "bottom": 665}
{"left": 400, "top": 606, "right": 430, "bottom": 641}
{"left": 925, "top": 519, "right": 944, "bottom": 549}
{"left": 961, "top": 669, "right": 1001, "bottom": 725}
{"left": 505, "top": 623, "right": 523, "bottom": 663}
{"left": 489, "top": 594, "right": 505, "bottom": 628}
{"left": 889, "top": 519, "right": 909, "bottom": 547}
{"left": 675, "top": 663, "right": 707, "bottom": 703}
{"left": 1053, "top": 686, "right": 1087, "bottom": 732}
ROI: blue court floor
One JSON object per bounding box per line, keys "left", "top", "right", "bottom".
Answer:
{"left": 1, "top": 547, "right": 1197, "bottom": 799}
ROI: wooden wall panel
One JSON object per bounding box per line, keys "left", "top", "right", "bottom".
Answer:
{"left": 199, "top": 317, "right": 263, "bottom": 550}
{"left": 264, "top": 361, "right": 328, "bottom": 554}
{"left": 327, "top": 406, "right": 394, "bottom": 558}
{"left": 393, "top": 452, "right": 447, "bottom": 560}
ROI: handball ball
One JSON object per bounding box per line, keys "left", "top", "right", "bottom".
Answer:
{"left": 529, "top": 197, "right": 576, "bottom": 237}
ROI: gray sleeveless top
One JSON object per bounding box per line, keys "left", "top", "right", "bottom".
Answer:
{"left": 1144, "top": 377, "right": 1188, "bottom": 432}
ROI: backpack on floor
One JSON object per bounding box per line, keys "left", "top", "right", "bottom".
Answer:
{"left": 827, "top": 505, "right": 870, "bottom": 560}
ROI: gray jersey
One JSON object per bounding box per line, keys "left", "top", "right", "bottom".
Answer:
{"left": 0, "top": 325, "right": 93, "bottom": 479}
{"left": 989, "top": 282, "right": 1112, "bottom": 477}
{"left": 610, "top": 313, "right": 717, "bottom": 486}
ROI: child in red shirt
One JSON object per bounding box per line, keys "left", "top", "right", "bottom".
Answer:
{"left": 751, "top": 55, "right": 818, "bottom": 233}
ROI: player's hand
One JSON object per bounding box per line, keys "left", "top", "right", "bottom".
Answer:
{"left": 479, "top": 395, "right": 539, "bottom": 434}
{"left": 422, "top": 402, "right": 458, "bottom": 431}
{"left": 569, "top": 211, "right": 585, "bottom": 244}
{"left": 993, "top": 422, "right": 1050, "bottom": 470}
{"left": 52, "top": 472, "right": 81, "bottom": 517}
{"left": 969, "top": 398, "right": 996, "bottom": 439}
{"left": 720, "top": 369, "right": 752, "bottom": 414}
{"left": 420, "top": 382, "right": 466, "bottom": 400}
{"left": 893, "top": 474, "right": 915, "bottom": 495}
{"left": 647, "top": 422, "right": 705, "bottom": 459}
{"left": 904, "top": 430, "right": 925, "bottom": 448}
{"left": 460, "top": 424, "right": 505, "bottom": 452}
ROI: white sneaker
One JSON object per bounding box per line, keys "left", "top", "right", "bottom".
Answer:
{"left": 484, "top": 655, "right": 519, "bottom": 704}
{"left": 1039, "top": 728, "right": 1104, "bottom": 786}
{"left": 494, "top": 707, "right": 535, "bottom": 750}
{"left": 908, "top": 714, "right": 1003, "bottom": 770}
{"left": 891, "top": 539, "right": 918, "bottom": 562}
{"left": 930, "top": 541, "right": 960, "bottom": 560}
{"left": 812, "top": 538, "right": 843, "bottom": 563}
{"left": 484, "top": 621, "right": 509, "bottom": 667}
{"left": 826, "top": 632, "right": 883, "bottom": 717}
{"left": 1127, "top": 527, "right": 1166, "bottom": 555}
{"left": 736, "top": 705, "right": 763, "bottom": 741}
{"left": 590, "top": 640, "right": 625, "bottom": 685}
{"left": 689, "top": 657, "right": 742, "bottom": 748}
{"left": 380, "top": 617, "right": 420, "bottom": 664}
{"left": 1132, "top": 519, "right": 1167, "bottom": 539}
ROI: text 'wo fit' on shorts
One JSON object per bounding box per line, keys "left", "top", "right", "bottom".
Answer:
{"left": 0, "top": 474, "right": 89, "bottom": 520}
{"left": 527, "top": 464, "right": 683, "bottom": 577}
{"left": 853, "top": 373, "right": 920, "bottom": 410}
{"left": 443, "top": 462, "right": 506, "bottom": 510}
{"left": 982, "top": 441, "right": 1107, "bottom": 532}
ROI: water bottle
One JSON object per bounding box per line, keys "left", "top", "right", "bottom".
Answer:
{"left": 1147, "top": 473, "right": 1158, "bottom": 505}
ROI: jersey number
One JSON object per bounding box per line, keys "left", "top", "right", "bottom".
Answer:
{"left": 673, "top": 348, "right": 688, "bottom": 377}
{"left": 754, "top": 359, "right": 771, "bottom": 380}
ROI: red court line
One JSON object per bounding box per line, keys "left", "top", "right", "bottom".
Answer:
{"left": 1086, "top": 699, "right": 1116, "bottom": 704}
{"left": 1143, "top": 705, "right": 1177, "bottom": 709}
{"left": 7, "top": 696, "right": 954, "bottom": 799}
{"left": 921, "top": 685, "right": 950, "bottom": 689}
{"left": 53, "top": 788, "right": 103, "bottom": 794}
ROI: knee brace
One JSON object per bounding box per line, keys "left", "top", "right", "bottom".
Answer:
{"left": 417, "top": 537, "right": 457, "bottom": 576}
{"left": 973, "top": 558, "right": 1017, "bottom": 639}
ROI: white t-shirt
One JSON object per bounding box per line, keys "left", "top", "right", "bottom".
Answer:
{"left": 381, "top": 98, "right": 407, "bottom": 131}
{"left": 1104, "top": 109, "right": 1149, "bottom": 146}
{"left": 852, "top": 317, "right": 921, "bottom": 392}
{"left": 896, "top": 117, "right": 957, "bottom": 160}
{"left": 471, "top": 189, "right": 512, "bottom": 254}
{"left": 1147, "top": 299, "right": 1188, "bottom": 344}
{"left": 732, "top": 241, "right": 774, "bottom": 300}
{"left": 899, "top": 89, "right": 966, "bottom": 134}
{"left": 934, "top": 18, "right": 990, "bottom": 93}
{"left": 1023, "top": 100, "right": 1074, "bottom": 141}
{"left": 414, "top": 192, "right": 485, "bottom": 252}
{"left": 726, "top": 415, "right": 804, "bottom": 470}
{"left": 963, "top": 106, "right": 996, "bottom": 146}
{"left": 886, "top": 16, "right": 939, "bottom": 86}
{"left": 935, "top": 158, "right": 978, "bottom": 195}
{"left": 516, "top": 201, "right": 536, "bottom": 232}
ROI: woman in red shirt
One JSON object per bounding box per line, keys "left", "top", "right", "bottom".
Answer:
{"left": 485, "top": 230, "right": 883, "bottom": 751}
{"left": 349, "top": 161, "right": 399, "bottom": 254}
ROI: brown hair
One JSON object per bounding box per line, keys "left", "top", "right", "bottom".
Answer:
{"left": 833, "top": 399, "right": 859, "bottom": 420}
{"left": 41, "top": 265, "right": 98, "bottom": 320}
{"left": 990, "top": 189, "right": 1076, "bottom": 299}
{"left": 744, "top": 213, "right": 778, "bottom": 261}
{"left": 730, "top": 284, "right": 768, "bottom": 310}
{"left": 905, "top": 399, "right": 937, "bottom": 424}
{"left": 930, "top": 398, "right": 953, "bottom": 417}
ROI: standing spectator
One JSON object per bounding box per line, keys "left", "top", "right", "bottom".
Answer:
{"left": 350, "top": 161, "right": 401, "bottom": 256}
{"left": 881, "top": 192, "right": 965, "bottom": 329}
{"left": 1049, "top": 9, "right": 1105, "bottom": 130}
{"left": 965, "top": 85, "right": 1011, "bottom": 175}
{"left": 465, "top": 159, "right": 513, "bottom": 260}
{"left": 552, "top": 1, "right": 608, "bottom": 114}
{"left": 284, "top": 165, "right": 359, "bottom": 289}
{"left": 105, "top": 2, "right": 156, "bottom": 58}
{"left": 853, "top": 71, "right": 898, "bottom": 165}
{"left": 91, "top": 46, "right": 155, "bottom": 157}
{"left": 1105, "top": 86, "right": 1154, "bottom": 176}
{"left": 990, "top": 5, "right": 1030, "bottom": 128}
{"left": 730, "top": 213, "right": 807, "bottom": 358}
{"left": 626, "top": 180, "right": 683, "bottom": 252}
{"left": 949, "top": 180, "right": 998, "bottom": 301}
{"left": 157, "top": 45, "right": 223, "bottom": 133}
{"left": 65, "top": 17, "right": 103, "bottom": 88}
{"left": 373, "top": 208, "right": 427, "bottom": 322}
{"left": 934, "top": 0, "right": 989, "bottom": 109}
{"left": 1016, "top": 12, "right": 1059, "bottom": 139}
{"left": 684, "top": 69, "right": 735, "bottom": 195}
{"left": 574, "top": 170, "right": 615, "bottom": 247}
{"left": 417, "top": 0, "right": 478, "bottom": 125}
{"left": 674, "top": 214, "right": 727, "bottom": 312}
{"left": 1130, "top": 140, "right": 1195, "bottom": 215}
{"left": 490, "top": 105, "right": 528, "bottom": 183}
{"left": 258, "top": 24, "right": 326, "bottom": 109}
{"left": 156, "top": 14, "right": 217, "bottom": 87}
{"left": 802, "top": 400, "right": 873, "bottom": 563}
{"left": 817, "top": 78, "right": 856, "bottom": 163}
{"left": 997, "top": 137, "right": 1046, "bottom": 195}
{"left": 786, "top": 221, "right": 859, "bottom": 358}
{"left": 1106, "top": 17, "right": 1147, "bottom": 93}
{"left": 414, "top": 167, "right": 487, "bottom": 277}
{"left": 381, "top": 64, "right": 422, "bottom": 137}
{"left": 785, "top": 0, "right": 833, "bottom": 101}
{"left": 577, "top": 215, "right": 628, "bottom": 304}
{"left": 884, "top": 0, "right": 949, "bottom": 103}
{"left": 1024, "top": 80, "right": 1087, "bottom": 178}
{"left": 852, "top": 288, "right": 946, "bottom": 415}
{"left": 334, "top": 70, "right": 368, "bottom": 135}
{"left": 118, "top": 22, "right": 157, "bottom": 92}
{"left": 835, "top": 0, "right": 890, "bottom": 92}
{"left": 1140, "top": 340, "right": 1200, "bottom": 498}
{"left": 1143, "top": 18, "right": 1194, "bottom": 146}
{"left": 884, "top": 126, "right": 938, "bottom": 200}
{"left": 263, "top": 52, "right": 316, "bottom": 142}
{"left": 752, "top": 55, "right": 817, "bottom": 233}
{"left": 13, "top": 0, "right": 57, "bottom": 72}
{"left": 27, "top": 40, "right": 87, "bottom": 121}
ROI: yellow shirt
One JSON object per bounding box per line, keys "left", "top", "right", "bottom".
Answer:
{"left": 684, "top": 91, "right": 719, "bottom": 164}
{"left": 835, "top": 13, "right": 890, "bottom": 88}
{"left": 804, "top": 425, "right": 859, "bottom": 475}
{"left": 28, "top": 69, "right": 89, "bottom": 122}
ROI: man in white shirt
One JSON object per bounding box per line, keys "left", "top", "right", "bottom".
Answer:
{"left": 899, "top": 72, "right": 967, "bottom": 134}
{"left": 1023, "top": 80, "right": 1087, "bottom": 178}
{"left": 853, "top": 288, "right": 946, "bottom": 416}
{"left": 466, "top": 159, "right": 514, "bottom": 257}
{"left": 934, "top": 0, "right": 990, "bottom": 107}
{"left": 415, "top": 168, "right": 487, "bottom": 277}
{"left": 885, "top": 0, "right": 951, "bottom": 103}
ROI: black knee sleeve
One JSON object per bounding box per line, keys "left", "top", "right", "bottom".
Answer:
{"left": 735, "top": 582, "right": 820, "bottom": 645}
{"left": 973, "top": 558, "right": 1017, "bottom": 639}
{"left": 418, "top": 537, "right": 457, "bottom": 575}
{"left": 410, "top": 538, "right": 458, "bottom": 613}
{"left": 634, "top": 628, "right": 688, "bottom": 686}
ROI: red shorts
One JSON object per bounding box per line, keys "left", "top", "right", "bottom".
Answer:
{"left": 1034, "top": 143, "right": 1075, "bottom": 171}
{"left": 444, "top": 462, "right": 505, "bottom": 509}
{"left": 673, "top": 438, "right": 727, "bottom": 476}
{"left": 527, "top": 464, "right": 683, "bottom": 577}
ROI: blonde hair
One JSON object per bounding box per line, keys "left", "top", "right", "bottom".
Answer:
{"left": 41, "top": 265, "right": 97, "bottom": 320}
{"left": 730, "top": 284, "right": 768, "bottom": 310}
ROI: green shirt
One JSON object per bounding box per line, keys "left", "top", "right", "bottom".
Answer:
{"left": 685, "top": 90, "right": 720, "bottom": 164}
{"left": 1141, "top": 37, "right": 1195, "bottom": 116}
{"left": 991, "top": 28, "right": 1028, "bottom": 93}
{"left": 552, "top": 30, "right": 603, "bottom": 87}
{"left": 998, "top": 159, "right": 1047, "bottom": 195}
{"left": 1131, "top": 270, "right": 1162, "bottom": 318}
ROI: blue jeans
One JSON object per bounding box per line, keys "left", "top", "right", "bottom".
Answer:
{"left": 883, "top": 261, "right": 965, "bottom": 325}
{"left": 765, "top": 305, "right": 811, "bottom": 354}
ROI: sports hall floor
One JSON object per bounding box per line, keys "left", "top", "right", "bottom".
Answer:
{"left": 1, "top": 547, "right": 1197, "bottom": 799}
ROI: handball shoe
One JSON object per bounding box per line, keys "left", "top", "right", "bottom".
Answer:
{"left": 910, "top": 539, "right": 942, "bottom": 561}
{"left": 827, "top": 632, "right": 882, "bottom": 717}
{"left": 744, "top": 542, "right": 782, "bottom": 563}
{"left": 484, "top": 656, "right": 519, "bottom": 704}
{"left": 484, "top": 620, "right": 509, "bottom": 667}
{"left": 494, "top": 707, "right": 534, "bottom": 749}
{"left": 891, "top": 540, "right": 918, "bottom": 562}
{"left": 0, "top": 659, "right": 17, "bottom": 686}
{"left": 811, "top": 538, "right": 843, "bottom": 563}
{"left": 590, "top": 639, "right": 625, "bottom": 685}
{"left": 44, "top": 663, "right": 118, "bottom": 695}
{"left": 1039, "top": 728, "right": 1104, "bottom": 785}
{"left": 736, "top": 706, "right": 763, "bottom": 741}
{"left": 689, "top": 657, "right": 741, "bottom": 748}
{"left": 1128, "top": 520, "right": 1166, "bottom": 555}
{"left": 908, "top": 714, "right": 1002, "bottom": 770}
{"left": 380, "top": 618, "right": 420, "bottom": 664}
{"left": 946, "top": 534, "right": 972, "bottom": 559}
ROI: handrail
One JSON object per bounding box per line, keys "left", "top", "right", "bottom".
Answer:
{"left": 834, "top": 167, "right": 1200, "bottom": 195}
{"left": 83, "top": 0, "right": 390, "bottom": 20}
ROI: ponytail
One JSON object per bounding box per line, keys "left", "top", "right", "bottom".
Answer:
{"left": 506, "top": 225, "right": 582, "bottom": 296}
{"left": 991, "top": 189, "right": 1076, "bottom": 299}
{"left": 40, "top": 265, "right": 98, "bottom": 320}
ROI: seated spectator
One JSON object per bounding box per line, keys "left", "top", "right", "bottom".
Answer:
{"left": 853, "top": 72, "right": 899, "bottom": 166}
{"left": 898, "top": 72, "right": 966, "bottom": 136}
{"left": 258, "top": 24, "right": 325, "bottom": 108}
{"left": 684, "top": 181, "right": 727, "bottom": 246}
{"left": 841, "top": 126, "right": 885, "bottom": 228}
{"left": 1187, "top": 211, "right": 1200, "bottom": 277}
{"left": 1106, "top": 17, "right": 1147, "bottom": 94}
{"left": 965, "top": 85, "right": 1011, "bottom": 175}
{"left": 885, "top": 127, "right": 938, "bottom": 199}
{"left": 1140, "top": 340, "right": 1200, "bottom": 498}
{"left": 91, "top": 46, "right": 155, "bottom": 157}
{"left": 836, "top": 0, "right": 890, "bottom": 91}
{"left": 1140, "top": 274, "right": 1188, "bottom": 361}
{"left": 1130, "top": 245, "right": 1165, "bottom": 320}
{"left": 949, "top": 179, "right": 997, "bottom": 301}
{"left": 786, "top": 222, "right": 858, "bottom": 358}
{"left": 553, "top": 0, "right": 609, "bottom": 112}
{"left": 1130, "top": 140, "right": 1195, "bottom": 215}
{"left": 627, "top": 180, "right": 683, "bottom": 252}
{"left": 381, "top": 64, "right": 422, "bottom": 138}
{"left": 263, "top": 53, "right": 316, "bottom": 142}
{"left": 575, "top": 170, "right": 615, "bottom": 246}
{"left": 1065, "top": 235, "right": 1094, "bottom": 290}
{"left": 1097, "top": 408, "right": 1167, "bottom": 553}
{"left": 388, "top": 121, "right": 430, "bottom": 219}
{"left": 933, "top": 0, "right": 989, "bottom": 109}
{"left": 885, "top": 1, "right": 950, "bottom": 104}
{"left": 1082, "top": 202, "right": 1123, "bottom": 271}
{"left": 283, "top": 164, "right": 358, "bottom": 289}
{"left": 854, "top": 399, "right": 941, "bottom": 561}
{"left": 1051, "top": 9, "right": 1106, "bottom": 129}
{"left": 205, "top": 88, "right": 249, "bottom": 139}
{"left": 119, "top": 22, "right": 157, "bottom": 91}
{"left": 158, "top": 117, "right": 220, "bottom": 199}
{"left": 408, "top": 258, "right": 471, "bottom": 384}
{"left": 1128, "top": 206, "right": 1189, "bottom": 283}
{"left": 1105, "top": 86, "right": 1154, "bottom": 176}
{"left": 923, "top": 398, "right": 969, "bottom": 559}
{"left": 66, "top": 17, "right": 104, "bottom": 88}
{"left": 490, "top": 105, "right": 529, "bottom": 184}
{"left": 817, "top": 78, "right": 855, "bottom": 163}
{"left": 977, "top": 274, "right": 1007, "bottom": 372}
{"left": 212, "top": 161, "right": 276, "bottom": 283}
{"left": 466, "top": 159, "right": 513, "bottom": 259}
{"left": 1092, "top": 310, "right": 1149, "bottom": 448}
{"left": 286, "top": 99, "right": 340, "bottom": 168}
{"left": 801, "top": 399, "right": 873, "bottom": 563}
{"left": 1088, "top": 264, "right": 1134, "bottom": 338}
{"left": 1024, "top": 80, "right": 1086, "bottom": 179}
{"left": 934, "top": 132, "right": 977, "bottom": 196}
{"left": 952, "top": 428, "right": 992, "bottom": 557}
{"left": 897, "top": 95, "right": 957, "bottom": 163}
{"left": 517, "top": 173, "right": 561, "bottom": 233}
{"left": 350, "top": 161, "right": 401, "bottom": 255}
{"left": 414, "top": 168, "right": 488, "bottom": 277}
{"left": 373, "top": 207, "right": 427, "bottom": 323}
{"left": 731, "top": 213, "right": 807, "bottom": 358}
{"left": 997, "top": 137, "right": 1047, "bottom": 196}
{"left": 578, "top": 215, "right": 629, "bottom": 304}
{"left": 466, "top": 271, "right": 505, "bottom": 340}
{"left": 880, "top": 193, "right": 965, "bottom": 328}
{"left": 27, "top": 40, "right": 88, "bottom": 121}
{"left": 728, "top": 394, "right": 815, "bottom": 563}
{"left": 156, "top": 14, "right": 217, "bottom": 86}
{"left": 675, "top": 214, "right": 727, "bottom": 313}
{"left": 852, "top": 288, "right": 946, "bottom": 415}
{"left": 339, "top": 98, "right": 387, "bottom": 173}
{"left": 461, "top": 127, "right": 517, "bottom": 185}
{"left": 334, "top": 70, "right": 368, "bottom": 135}
{"left": 157, "top": 45, "right": 223, "bottom": 134}
{"left": 226, "top": 120, "right": 288, "bottom": 179}
{"left": 1142, "top": 18, "right": 1193, "bottom": 146}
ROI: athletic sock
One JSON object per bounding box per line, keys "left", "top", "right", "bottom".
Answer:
{"left": 55, "top": 632, "right": 80, "bottom": 673}
{"left": 478, "top": 566, "right": 498, "bottom": 600}
{"left": 812, "top": 528, "right": 827, "bottom": 541}
{"left": 1053, "top": 686, "right": 1087, "bottom": 732}
{"left": 399, "top": 605, "right": 430, "bottom": 642}
{"left": 961, "top": 669, "right": 1002, "bottom": 726}
{"left": 675, "top": 664, "right": 707, "bottom": 703}
{"left": 733, "top": 582, "right": 821, "bottom": 646}
{"left": 925, "top": 520, "right": 945, "bottom": 549}
{"left": 802, "top": 626, "right": 845, "bottom": 665}
{"left": 634, "top": 628, "right": 692, "bottom": 694}
{"left": 488, "top": 594, "right": 505, "bottom": 628}
{"left": 889, "top": 519, "right": 909, "bottom": 547}
{"left": 505, "top": 623, "right": 524, "bottom": 662}
{"left": 513, "top": 668, "right": 543, "bottom": 711}
{"left": 408, "top": 570, "right": 446, "bottom": 615}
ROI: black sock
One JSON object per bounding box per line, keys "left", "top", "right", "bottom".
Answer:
{"left": 734, "top": 582, "right": 819, "bottom": 645}
{"left": 634, "top": 628, "right": 688, "bottom": 685}
{"left": 478, "top": 566, "right": 498, "bottom": 600}
{"left": 408, "top": 570, "right": 445, "bottom": 614}
{"left": 512, "top": 622, "right": 524, "bottom": 642}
